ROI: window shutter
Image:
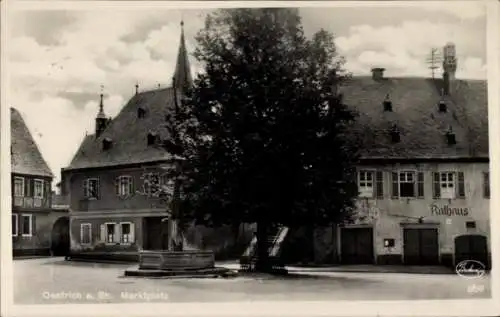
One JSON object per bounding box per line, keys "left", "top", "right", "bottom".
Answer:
{"left": 83, "top": 179, "right": 88, "bottom": 197}
{"left": 391, "top": 172, "right": 399, "bottom": 198}
{"left": 484, "top": 172, "right": 490, "bottom": 198}
{"left": 417, "top": 172, "right": 424, "bottom": 198}
{"left": 100, "top": 224, "right": 105, "bottom": 243}
{"left": 80, "top": 224, "right": 84, "bottom": 243}
{"left": 375, "top": 171, "right": 384, "bottom": 198}
{"left": 129, "top": 177, "right": 134, "bottom": 196}
{"left": 96, "top": 178, "right": 101, "bottom": 199}
{"left": 432, "top": 172, "right": 440, "bottom": 199}
{"left": 130, "top": 223, "right": 135, "bottom": 243}
{"left": 31, "top": 215, "right": 36, "bottom": 236}
{"left": 115, "top": 177, "right": 120, "bottom": 196}
{"left": 24, "top": 178, "right": 30, "bottom": 197}
{"left": 114, "top": 223, "right": 120, "bottom": 243}
{"left": 457, "top": 172, "right": 465, "bottom": 198}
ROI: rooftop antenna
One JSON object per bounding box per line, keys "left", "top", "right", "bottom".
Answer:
{"left": 426, "top": 48, "right": 443, "bottom": 80}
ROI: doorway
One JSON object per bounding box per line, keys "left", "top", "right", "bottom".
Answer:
{"left": 340, "top": 227, "right": 374, "bottom": 264}
{"left": 403, "top": 228, "right": 439, "bottom": 265}
{"left": 143, "top": 216, "right": 169, "bottom": 250}
{"left": 454, "top": 234, "right": 488, "bottom": 267}
{"left": 51, "top": 216, "right": 69, "bottom": 256}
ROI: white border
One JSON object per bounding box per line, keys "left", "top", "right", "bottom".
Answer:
{"left": 1, "top": 1, "right": 499, "bottom": 317}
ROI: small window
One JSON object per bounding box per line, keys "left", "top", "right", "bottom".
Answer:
{"left": 433, "top": 171, "right": 465, "bottom": 199}
{"left": 83, "top": 178, "right": 100, "bottom": 199}
{"left": 14, "top": 177, "right": 25, "bottom": 197}
{"left": 105, "top": 223, "right": 116, "bottom": 243}
{"left": 358, "top": 170, "right": 374, "bottom": 198}
{"left": 399, "top": 171, "right": 415, "bottom": 197}
{"left": 102, "top": 138, "right": 112, "bottom": 150}
{"left": 34, "top": 179, "right": 44, "bottom": 199}
{"left": 390, "top": 125, "right": 400, "bottom": 143}
{"left": 12, "top": 214, "right": 18, "bottom": 237}
{"left": 440, "top": 172, "right": 455, "bottom": 199}
{"left": 147, "top": 132, "right": 157, "bottom": 146}
{"left": 80, "top": 223, "right": 92, "bottom": 245}
{"left": 446, "top": 130, "right": 456, "bottom": 145}
{"left": 438, "top": 100, "right": 447, "bottom": 112}
{"left": 383, "top": 94, "right": 392, "bottom": 112}
{"left": 120, "top": 223, "right": 132, "bottom": 243}
{"left": 138, "top": 107, "right": 146, "bottom": 118}
{"left": 115, "top": 175, "right": 133, "bottom": 197}
{"left": 21, "top": 214, "right": 32, "bottom": 237}
{"left": 483, "top": 172, "right": 490, "bottom": 199}
{"left": 466, "top": 221, "right": 476, "bottom": 229}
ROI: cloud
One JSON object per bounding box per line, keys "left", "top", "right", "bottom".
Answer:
{"left": 336, "top": 20, "right": 486, "bottom": 79}
{"left": 421, "top": 1, "right": 486, "bottom": 20}
{"left": 7, "top": 8, "right": 487, "bottom": 186}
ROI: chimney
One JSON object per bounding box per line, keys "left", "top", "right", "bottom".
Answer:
{"left": 442, "top": 42, "right": 457, "bottom": 95}
{"left": 371, "top": 68, "right": 385, "bottom": 81}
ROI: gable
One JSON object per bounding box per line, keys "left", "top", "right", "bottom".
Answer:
{"left": 11, "top": 108, "right": 53, "bottom": 178}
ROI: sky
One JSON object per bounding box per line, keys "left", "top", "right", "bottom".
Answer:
{"left": 7, "top": 2, "right": 488, "bottom": 187}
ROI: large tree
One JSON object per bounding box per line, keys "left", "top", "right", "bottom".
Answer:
{"left": 164, "top": 8, "right": 360, "bottom": 271}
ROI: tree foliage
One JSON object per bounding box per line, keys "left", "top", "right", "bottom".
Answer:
{"left": 164, "top": 8, "right": 359, "bottom": 234}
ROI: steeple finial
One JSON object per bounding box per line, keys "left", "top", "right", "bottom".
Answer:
{"left": 97, "top": 85, "right": 106, "bottom": 119}
{"left": 135, "top": 82, "right": 139, "bottom": 95}
{"left": 172, "top": 18, "right": 192, "bottom": 92}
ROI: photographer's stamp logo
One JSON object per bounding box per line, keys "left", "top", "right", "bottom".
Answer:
{"left": 455, "top": 260, "right": 486, "bottom": 279}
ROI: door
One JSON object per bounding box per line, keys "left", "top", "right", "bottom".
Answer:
{"left": 403, "top": 228, "right": 439, "bottom": 265}
{"left": 340, "top": 227, "right": 374, "bottom": 264}
{"left": 143, "top": 217, "right": 169, "bottom": 250}
{"left": 454, "top": 235, "right": 488, "bottom": 267}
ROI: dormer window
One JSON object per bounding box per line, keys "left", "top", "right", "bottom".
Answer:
{"left": 138, "top": 107, "right": 146, "bottom": 118}
{"left": 383, "top": 94, "right": 392, "bottom": 112}
{"left": 446, "top": 127, "right": 456, "bottom": 145}
{"left": 390, "top": 124, "right": 400, "bottom": 143}
{"left": 438, "top": 100, "right": 447, "bottom": 113}
{"left": 147, "top": 132, "right": 157, "bottom": 146}
{"left": 102, "top": 137, "right": 112, "bottom": 150}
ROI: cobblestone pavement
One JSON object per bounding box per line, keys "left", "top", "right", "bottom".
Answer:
{"left": 13, "top": 258, "right": 490, "bottom": 304}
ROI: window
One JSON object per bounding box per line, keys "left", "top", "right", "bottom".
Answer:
{"left": 120, "top": 223, "right": 132, "bottom": 243}
{"left": 143, "top": 173, "right": 160, "bottom": 196}
{"left": 21, "top": 214, "right": 32, "bottom": 237}
{"left": 12, "top": 214, "right": 18, "bottom": 236}
{"left": 83, "top": 178, "right": 100, "bottom": 199}
{"left": 391, "top": 171, "right": 424, "bottom": 199}
{"left": 433, "top": 171, "right": 465, "bottom": 199}
{"left": 34, "top": 179, "right": 44, "bottom": 199}
{"left": 80, "top": 223, "right": 91, "bottom": 245}
{"left": 105, "top": 223, "right": 116, "bottom": 243}
{"left": 115, "top": 176, "right": 133, "bottom": 197}
{"left": 440, "top": 172, "right": 455, "bottom": 199}
{"left": 483, "top": 172, "right": 490, "bottom": 199}
{"left": 466, "top": 221, "right": 476, "bottom": 229}
{"left": 14, "top": 177, "right": 25, "bottom": 197}
{"left": 358, "top": 171, "right": 373, "bottom": 197}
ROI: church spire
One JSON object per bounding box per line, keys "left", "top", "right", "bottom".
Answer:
{"left": 172, "top": 20, "right": 192, "bottom": 92}
{"left": 95, "top": 85, "right": 108, "bottom": 137}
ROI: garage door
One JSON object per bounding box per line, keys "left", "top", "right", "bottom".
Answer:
{"left": 340, "top": 227, "right": 374, "bottom": 264}
{"left": 403, "top": 228, "right": 439, "bottom": 265}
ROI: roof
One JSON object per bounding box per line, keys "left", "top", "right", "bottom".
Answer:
{"left": 11, "top": 108, "right": 54, "bottom": 177}
{"left": 65, "top": 88, "right": 176, "bottom": 170}
{"left": 341, "top": 77, "right": 488, "bottom": 160}
{"left": 65, "top": 76, "right": 488, "bottom": 171}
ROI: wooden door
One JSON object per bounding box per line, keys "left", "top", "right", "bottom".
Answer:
{"left": 340, "top": 227, "right": 374, "bottom": 264}
{"left": 143, "top": 217, "right": 169, "bottom": 250}
{"left": 454, "top": 234, "right": 488, "bottom": 267}
{"left": 403, "top": 228, "right": 439, "bottom": 265}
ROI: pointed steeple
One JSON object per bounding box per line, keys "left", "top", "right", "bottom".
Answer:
{"left": 95, "top": 86, "right": 108, "bottom": 137}
{"left": 173, "top": 20, "right": 193, "bottom": 92}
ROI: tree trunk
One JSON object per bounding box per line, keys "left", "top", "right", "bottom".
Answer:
{"left": 255, "top": 221, "right": 271, "bottom": 272}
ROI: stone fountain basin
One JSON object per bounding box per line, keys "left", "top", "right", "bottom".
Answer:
{"left": 125, "top": 250, "right": 237, "bottom": 278}
{"left": 138, "top": 250, "right": 215, "bottom": 270}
